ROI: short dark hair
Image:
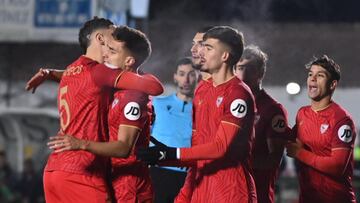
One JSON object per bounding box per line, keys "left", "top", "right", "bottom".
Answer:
{"left": 197, "top": 26, "right": 215, "bottom": 34}
{"left": 175, "top": 57, "right": 195, "bottom": 72}
{"left": 240, "top": 45, "right": 268, "bottom": 79}
{"left": 306, "top": 55, "right": 341, "bottom": 81}
{"left": 203, "top": 26, "right": 244, "bottom": 66}
{"left": 78, "top": 16, "right": 113, "bottom": 54}
{"left": 112, "top": 26, "right": 151, "bottom": 68}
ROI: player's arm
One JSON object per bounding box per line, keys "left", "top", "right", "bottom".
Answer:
{"left": 286, "top": 140, "right": 352, "bottom": 177}
{"left": 115, "top": 72, "right": 164, "bottom": 96}
{"left": 92, "top": 64, "right": 164, "bottom": 96}
{"left": 25, "top": 68, "right": 64, "bottom": 93}
{"left": 48, "top": 125, "right": 140, "bottom": 158}
{"left": 137, "top": 121, "right": 251, "bottom": 162}
{"left": 286, "top": 118, "right": 355, "bottom": 177}
{"left": 252, "top": 137, "right": 287, "bottom": 170}
{"left": 252, "top": 111, "right": 291, "bottom": 169}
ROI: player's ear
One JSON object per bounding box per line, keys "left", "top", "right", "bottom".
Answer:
{"left": 329, "top": 79, "right": 337, "bottom": 91}
{"left": 222, "top": 52, "right": 230, "bottom": 63}
{"left": 95, "top": 32, "right": 105, "bottom": 45}
{"left": 124, "top": 56, "right": 135, "bottom": 70}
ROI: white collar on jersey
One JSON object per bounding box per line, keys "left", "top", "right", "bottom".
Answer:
{"left": 104, "top": 62, "right": 119, "bottom": 69}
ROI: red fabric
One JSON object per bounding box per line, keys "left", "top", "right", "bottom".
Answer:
{"left": 45, "top": 55, "right": 115, "bottom": 176}
{"left": 296, "top": 102, "right": 356, "bottom": 203}
{"left": 250, "top": 89, "right": 290, "bottom": 203}
{"left": 43, "top": 171, "right": 107, "bottom": 203}
{"left": 297, "top": 148, "right": 351, "bottom": 177}
{"left": 108, "top": 89, "right": 153, "bottom": 201}
{"left": 108, "top": 89, "right": 150, "bottom": 166}
{"left": 180, "top": 122, "right": 241, "bottom": 160}
{"left": 116, "top": 72, "right": 164, "bottom": 96}
{"left": 177, "top": 77, "right": 257, "bottom": 202}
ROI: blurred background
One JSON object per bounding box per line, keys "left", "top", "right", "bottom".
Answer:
{"left": 0, "top": 0, "right": 359, "bottom": 202}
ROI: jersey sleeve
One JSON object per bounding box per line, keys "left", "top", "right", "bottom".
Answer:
{"left": 117, "top": 91, "right": 149, "bottom": 130}
{"left": 265, "top": 104, "right": 291, "bottom": 140}
{"left": 221, "top": 88, "right": 255, "bottom": 127}
{"left": 115, "top": 72, "right": 164, "bottom": 96}
{"left": 90, "top": 64, "right": 164, "bottom": 96}
{"left": 90, "top": 64, "right": 123, "bottom": 88}
{"left": 331, "top": 117, "right": 356, "bottom": 149}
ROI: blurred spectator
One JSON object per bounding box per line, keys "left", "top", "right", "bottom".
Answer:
{"left": 0, "top": 150, "right": 17, "bottom": 203}
{"left": 16, "top": 158, "right": 44, "bottom": 203}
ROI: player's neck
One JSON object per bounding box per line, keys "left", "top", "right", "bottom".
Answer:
{"left": 250, "top": 83, "right": 262, "bottom": 96}
{"left": 311, "top": 96, "right": 332, "bottom": 112}
{"left": 211, "top": 65, "right": 234, "bottom": 86}
{"left": 85, "top": 47, "right": 103, "bottom": 63}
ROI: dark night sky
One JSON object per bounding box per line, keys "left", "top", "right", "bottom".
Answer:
{"left": 149, "top": 0, "right": 360, "bottom": 22}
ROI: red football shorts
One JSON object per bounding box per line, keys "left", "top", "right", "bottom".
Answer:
{"left": 43, "top": 170, "right": 108, "bottom": 203}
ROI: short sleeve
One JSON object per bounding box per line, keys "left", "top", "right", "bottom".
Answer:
{"left": 265, "top": 105, "right": 290, "bottom": 140}
{"left": 331, "top": 118, "right": 356, "bottom": 149}
{"left": 221, "top": 88, "right": 255, "bottom": 127}
{"left": 118, "top": 91, "right": 149, "bottom": 129}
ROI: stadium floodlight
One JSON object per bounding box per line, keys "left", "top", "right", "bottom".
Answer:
{"left": 286, "top": 82, "right": 301, "bottom": 95}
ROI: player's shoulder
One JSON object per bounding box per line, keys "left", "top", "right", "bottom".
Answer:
{"left": 261, "top": 90, "right": 287, "bottom": 115}
{"left": 329, "top": 102, "right": 354, "bottom": 124}
{"left": 196, "top": 77, "right": 212, "bottom": 90}
{"left": 118, "top": 89, "right": 148, "bottom": 104}
{"left": 227, "top": 77, "right": 253, "bottom": 98}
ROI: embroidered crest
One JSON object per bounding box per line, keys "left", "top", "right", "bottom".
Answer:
{"left": 112, "top": 98, "right": 119, "bottom": 109}
{"left": 254, "top": 114, "right": 261, "bottom": 124}
{"left": 216, "top": 97, "right": 223, "bottom": 107}
{"left": 320, "top": 124, "right": 329, "bottom": 134}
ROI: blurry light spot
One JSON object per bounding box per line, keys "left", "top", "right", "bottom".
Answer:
{"left": 286, "top": 82, "right": 300, "bottom": 95}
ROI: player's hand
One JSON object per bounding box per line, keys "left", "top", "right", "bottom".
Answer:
{"left": 47, "top": 134, "right": 88, "bottom": 153}
{"left": 25, "top": 68, "right": 51, "bottom": 93}
{"left": 136, "top": 136, "right": 177, "bottom": 165}
{"left": 285, "top": 138, "right": 303, "bottom": 158}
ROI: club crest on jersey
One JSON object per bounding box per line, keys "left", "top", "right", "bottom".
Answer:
{"left": 124, "top": 102, "right": 141, "bottom": 120}
{"left": 320, "top": 124, "right": 329, "bottom": 134}
{"left": 272, "top": 115, "right": 286, "bottom": 133}
{"left": 112, "top": 98, "right": 119, "bottom": 109}
{"left": 230, "top": 99, "right": 247, "bottom": 118}
{"left": 338, "top": 125, "right": 352, "bottom": 143}
{"left": 254, "top": 114, "right": 261, "bottom": 124}
{"left": 216, "top": 97, "right": 223, "bottom": 107}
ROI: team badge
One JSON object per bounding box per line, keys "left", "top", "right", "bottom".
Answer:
{"left": 320, "top": 124, "right": 329, "bottom": 134}
{"left": 254, "top": 114, "right": 261, "bottom": 124}
{"left": 230, "top": 99, "right": 247, "bottom": 118}
{"left": 112, "top": 98, "right": 119, "bottom": 109}
{"left": 338, "top": 125, "right": 352, "bottom": 143}
{"left": 216, "top": 97, "right": 223, "bottom": 107}
{"left": 271, "top": 115, "right": 286, "bottom": 133}
{"left": 124, "top": 102, "right": 141, "bottom": 120}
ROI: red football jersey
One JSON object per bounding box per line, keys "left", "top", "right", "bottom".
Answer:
{"left": 45, "top": 56, "right": 122, "bottom": 177}
{"left": 108, "top": 90, "right": 152, "bottom": 201}
{"left": 251, "top": 89, "right": 290, "bottom": 203}
{"left": 182, "top": 77, "right": 257, "bottom": 202}
{"left": 296, "top": 102, "right": 356, "bottom": 203}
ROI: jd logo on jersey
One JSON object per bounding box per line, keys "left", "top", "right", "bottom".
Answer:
{"left": 338, "top": 125, "right": 352, "bottom": 143}
{"left": 230, "top": 99, "right": 247, "bottom": 118}
{"left": 272, "top": 115, "right": 286, "bottom": 133}
{"left": 124, "top": 102, "right": 141, "bottom": 120}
